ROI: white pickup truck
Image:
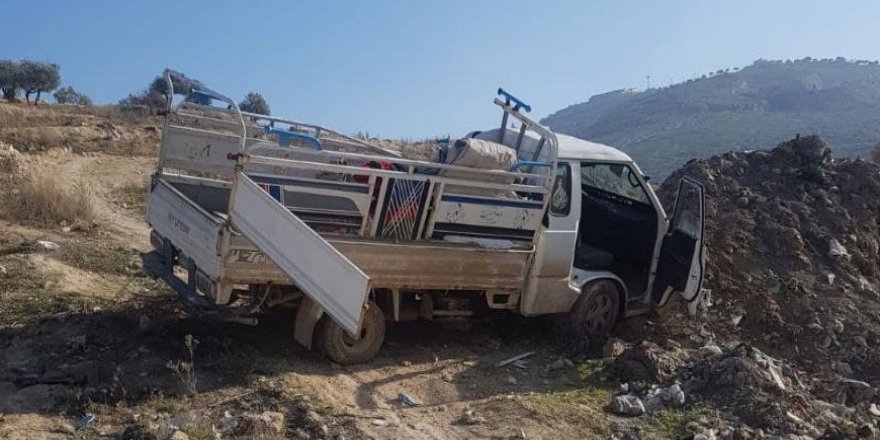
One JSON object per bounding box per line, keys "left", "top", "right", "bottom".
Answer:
{"left": 143, "top": 71, "right": 706, "bottom": 364}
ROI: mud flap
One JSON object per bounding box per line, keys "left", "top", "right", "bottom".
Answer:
{"left": 229, "top": 171, "right": 372, "bottom": 335}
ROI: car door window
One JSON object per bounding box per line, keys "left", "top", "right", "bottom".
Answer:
{"left": 550, "top": 163, "right": 571, "bottom": 216}
{"left": 672, "top": 182, "right": 701, "bottom": 238}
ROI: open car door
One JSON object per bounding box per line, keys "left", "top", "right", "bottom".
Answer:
{"left": 652, "top": 177, "right": 706, "bottom": 313}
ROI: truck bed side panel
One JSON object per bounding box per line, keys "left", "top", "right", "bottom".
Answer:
{"left": 224, "top": 236, "right": 531, "bottom": 290}
{"left": 147, "top": 178, "right": 223, "bottom": 278}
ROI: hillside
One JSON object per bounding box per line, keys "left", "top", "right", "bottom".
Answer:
{"left": 542, "top": 58, "right": 880, "bottom": 177}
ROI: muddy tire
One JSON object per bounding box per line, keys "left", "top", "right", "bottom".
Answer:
{"left": 319, "top": 301, "right": 385, "bottom": 365}
{"left": 563, "top": 280, "right": 621, "bottom": 344}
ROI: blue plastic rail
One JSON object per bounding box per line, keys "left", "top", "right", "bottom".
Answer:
{"left": 264, "top": 126, "right": 323, "bottom": 150}
{"left": 497, "top": 88, "right": 532, "bottom": 113}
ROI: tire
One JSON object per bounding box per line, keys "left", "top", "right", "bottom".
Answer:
{"left": 319, "top": 301, "right": 385, "bottom": 365}
{"left": 564, "top": 280, "right": 621, "bottom": 342}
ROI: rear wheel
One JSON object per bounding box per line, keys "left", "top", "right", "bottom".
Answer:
{"left": 562, "top": 280, "right": 621, "bottom": 346}
{"left": 319, "top": 301, "right": 385, "bottom": 365}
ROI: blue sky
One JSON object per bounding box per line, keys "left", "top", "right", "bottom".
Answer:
{"left": 4, "top": 0, "right": 879, "bottom": 138}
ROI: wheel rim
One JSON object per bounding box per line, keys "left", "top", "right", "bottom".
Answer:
{"left": 341, "top": 326, "right": 370, "bottom": 349}
{"left": 584, "top": 291, "right": 614, "bottom": 334}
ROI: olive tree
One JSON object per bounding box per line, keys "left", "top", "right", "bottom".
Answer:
{"left": 53, "top": 86, "right": 92, "bottom": 105}
{"left": 18, "top": 61, "right": 60, "bottom": 105}
{"left": 239, "top": 92, "right": 270, "bottom": 115}
{"left": 0, "top": 60, "right": 21, "bottom": 101}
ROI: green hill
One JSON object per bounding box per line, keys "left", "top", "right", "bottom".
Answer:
{"left": 541, "top": 58, "right": 880, "bottom": 177}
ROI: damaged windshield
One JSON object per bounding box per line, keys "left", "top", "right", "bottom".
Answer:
{"left": 580, "top": 163, "right": 650, "bottom": 205}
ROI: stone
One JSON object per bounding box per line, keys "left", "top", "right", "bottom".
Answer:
{"left": 170, "top": 431, "right": 189, "bottom": 440}
{"left": 548, "top": 358, "right": 573, "bottom": 371}
{"left": 661, "top": 383, "right": 686, "bottom": 407}
{"left": 828, "top": 239, "right": 850, "bottom": 258}
{"left": 700, "top": 344, "right": 723, "bottom": 357}
{"left": 610, "top": 395, "right": 645, "bottom": 416}
{"left": 36, "top": 240, "right": 60, "bottom": 251}
{"left": 506, "top": 375, "right": 518, "bottom": 385}
{"left": 836, "top": 379, "right": 875, "bottom": 405}
{"left": 242, "top": 411, "right": 285, "bottom": 435}
{"left": 457, "top": 409, "right": 485, "bottom": 425}
{"left": 614, "top": 341, "right": 686, "bottom": 382}
{"left": 857, "top": 424, "right": 875, "bottom": 439}
{"left": 603, "top": 338, "right": 630, "bottom": 359}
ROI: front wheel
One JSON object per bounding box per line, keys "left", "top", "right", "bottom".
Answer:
{"left": 561, "top": 280, "right": 621, "bottom": 345}
{"left": 319, "top": 301, "right": 385, "bottom": 365}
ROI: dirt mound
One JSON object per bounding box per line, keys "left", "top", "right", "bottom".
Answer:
{"left": 610, "top": 343, "right": 879, "bottom": 438}
{"left": 650, "top": 135, "right": 880, "bottom": 434}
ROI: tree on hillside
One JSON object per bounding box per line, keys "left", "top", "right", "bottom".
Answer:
{"left": 18, "top": 61, "right": 60, "bottom": 105}
{"left": 118, "top": 72, "right": 202, "bottom": 114}
{"left": 0, "top": 60, "right": 20, "bottom": 101}
{"left": 53, "top": 86, "right": 92, "bottom": 105}
{"left": 239, "top": 92, "right": 270, "bottom": 115}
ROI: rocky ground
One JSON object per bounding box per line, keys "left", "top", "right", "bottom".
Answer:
{"left": 0, "top": 103, "right": 878, "bottom": 439}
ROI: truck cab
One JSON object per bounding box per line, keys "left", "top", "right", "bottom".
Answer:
{"left": 521, "top": 134, "right": 706, "bottom": 336}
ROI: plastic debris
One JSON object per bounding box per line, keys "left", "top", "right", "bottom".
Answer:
{"left": 398, "top": 393, "right": 419, "bottom": 407}
{"left": 494, "top": 351, "right": 536, "bottom": 368}
{"left": 76, "top": 413, "right": 96, "bottom": 430}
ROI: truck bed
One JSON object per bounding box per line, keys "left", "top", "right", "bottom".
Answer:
{"left": 150, "top": 173, "right": 533, "bottom": 292}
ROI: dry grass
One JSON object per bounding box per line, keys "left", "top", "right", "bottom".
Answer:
{"left": 5, "top": 174, "right": 95, "bottom": 225}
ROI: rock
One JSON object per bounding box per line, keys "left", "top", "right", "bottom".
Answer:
{"left": 456, "top": 409, "right": 485, "bottom": 425}
{"left": 62, "top": 226, "right": 72, "bottom": 233}
{"left": 830, "top": 319, "right": 845, "bottom": 335}
{"left": 786, "top": 134, "right": 828, "bottom": 162}
{"left": 371, "top": 419, "right": 387, "bottom": 427}
{"left": 833, "top": 361, "right": 854, "bottom": 376}
{"left": 661, "top": 383, "right": 686, "bottom": 407}
{"left": 506, "top": 375, "right": 518, "bottom": 385}
{"left": 170, "top": 431, "right": 189, "bottom": 440}
{"left": 836, "top": 379, "right": 875, "bottom": 405}
{"left": 869, "top": 403, "right": 880, "bottom": 417}
{"left": 614, "top": 341, "right": 686, "bottom": 382}
{"left": 857, "top": 424, "right": 875, "bottom": 439}
{"left": 548, "top": 358, "right": 573, "bottom": 371}
{"left": 242, "top": 411, "right": 285, "bottom": 435}
{"left": 828, "top": 239, "right": 850, "bottom": 258}
{"left": 730, "top": 313, "right": 744, "bottom": 326}
{"left": 693, "top": 429, "right": 718, "bottom": 440}
{"left": 736, "top": 196, "right": 750, "bottom": 208}
{"left": 603, "top": 338, "right": 630, "bottom": 359}
{"left": 700, "top": 344, "right": 723, "bottom": 357}
{"left": 610, "top": 395, "right": 645, "bottom": 416}
{"left": 852, "top": 336, "right": 868, "bottom": 349}
{"left": 36, "top": 240, "right": 60, "bottom": 251}
{"left": 0, "top": 265, "right": 6, "bottom": 276}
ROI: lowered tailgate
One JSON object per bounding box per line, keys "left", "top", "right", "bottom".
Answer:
{"left": 228, "top": 171, "right": 372, "bottom": 335}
